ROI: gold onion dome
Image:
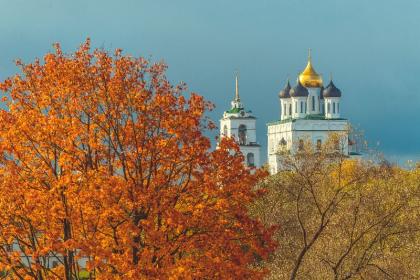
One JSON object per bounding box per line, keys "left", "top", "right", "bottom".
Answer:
{"left": 298, "top": 50, "right": 323, "bottom": 88}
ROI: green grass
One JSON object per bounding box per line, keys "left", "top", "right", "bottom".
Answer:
{"left": 78, "top": 270, "right": 91, "bottom": 279}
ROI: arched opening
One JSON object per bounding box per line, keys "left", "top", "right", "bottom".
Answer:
{"left": 327, "top": 103, "right": 331, "bottom": 114}
{"left": 334, "top": 138, "right": 340, "bottom": 151}
{"left": 298, "top": 139, "right": 304, "bottom": 151}
{"left": 247, "top": 153, "right": 255, "bottom": 167}
{"left": 316, "top": 139, "right": 322, "bottom": 150}
{"left": 289, "top": 104, "right": 292, "bottom": 115}
{"left": 238, "top": 124, "right": 247, "bottom": 145}
{"left": 279, "top": 138, "right": 287, "bottom": 152}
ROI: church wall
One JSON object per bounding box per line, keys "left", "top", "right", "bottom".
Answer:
{"left": 267, "top": 119, "right": 350, "bottom": 173}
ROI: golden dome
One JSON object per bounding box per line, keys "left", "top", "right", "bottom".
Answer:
{"left": 298, "top": 50, "right": 323, "bottom": 88}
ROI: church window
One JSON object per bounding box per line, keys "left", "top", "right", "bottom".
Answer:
{"left": 327, "top": 103, "right": 331, "bottom": 113}
{"left": 295, "top": 101, "right": 297, "bottom": 113}
{"left": 298, "top": 139, "right": 304, "bottom": 151}
{"left": 334, "top": 139, "right": 340, "bottom": 150}
{"left": 337, "top": 103, "right": 340, "bottom": 113}
{"left": 333, "top": 102, "right": 336, "bottom": 114}
{"left": 289, "top": 104, "right": 292, "bottom": 115}
{"left": 238, "top": 124, "right": 247, "bottom": 145}
{"left": 223, "top": 125, "right": 228, "bottom": 137}
{"left": 312, "top": 96, "right": 315, "bottom": 111}
{"left": 316, "top": 139, "right": 322, "bottom": 150}
{"left": 300, "top": 101, "right": 303, "bottom": 113}
{"left": 279, "top": 138, "right": 287, "bottom": 152}
{"left": 247, "top": 153, "right": 255, "bottom": 167}
{"left": 283, "top": 104, "right": 286, "bottom": 115}
{"left": 52, "top": 261, "right": 59, "bottom": 268}
{"left": 280, "top": 138, "right": 287, "bottom": 146}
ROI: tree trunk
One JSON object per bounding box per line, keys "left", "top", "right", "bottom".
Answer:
{"left": 63, "top": 217, "right": 74, "bottom": 280}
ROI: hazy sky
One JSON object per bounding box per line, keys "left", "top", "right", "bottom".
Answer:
{"left": 0, "top": 0, "right": 419, "bottom": 163}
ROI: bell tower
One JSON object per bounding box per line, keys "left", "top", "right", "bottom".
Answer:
{"left": 220, "top": 73, "right": 261, "bottom": 168}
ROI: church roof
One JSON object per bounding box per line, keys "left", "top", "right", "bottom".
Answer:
{"left": 298, "top": 50, "right": 323, "bottom": 88}
{"left": 279, "top": 80, "right": 291, "bottom": 98}
{"left": 323, "top": 80, "right": 342, "bottom": 98}
{"left": 290, "top": 80, "right": 309, "bottom": 97}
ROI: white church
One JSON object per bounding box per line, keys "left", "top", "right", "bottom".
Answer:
{"left": 220, "top": 52, "right": 355, "bottom": 174}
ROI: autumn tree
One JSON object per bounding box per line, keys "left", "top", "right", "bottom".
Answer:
{"left": 0, "top": 39, "right": 276, "bottom": 280}
{"left": 252, "top": 136, "right": 420, "bottom": 279}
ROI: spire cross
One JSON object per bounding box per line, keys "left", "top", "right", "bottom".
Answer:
{"left": 235, "top": 70, "right": 240, "bottom": 102}
{"left": 308, "top": 48, "right": 312, "bottom": 62}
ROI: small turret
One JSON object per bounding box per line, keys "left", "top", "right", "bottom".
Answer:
{"left": 230, "top": 73, "right": 243, "bottom": 110}
{"left": 279, "top": 79, "right": 292, "bottom": 120}
{"left": 290, "top": 80, "right": 309, "bottom": 119}
{"left": 323, "top": 78, "right": 342, "bottom": 119}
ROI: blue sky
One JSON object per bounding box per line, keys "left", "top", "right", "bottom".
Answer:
{"left": 0, "top": 0, "right": 419, "bottom": 163}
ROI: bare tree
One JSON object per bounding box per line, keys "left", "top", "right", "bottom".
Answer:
{"left": 252, "top": 135, "right": 420, "bottom": 280}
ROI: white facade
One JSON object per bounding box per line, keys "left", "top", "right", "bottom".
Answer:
{"left": 219, "top": 75, "right": 261, "bottom": 168}
{"left": 267, "top": 118, "right": 349, "bottom": 174}
{"left": 291, "top": 96, "right": 308, "bottom": 119}
{"left": 324, "top": 97, "right": 341, "bottom": 119}
{"left": 280, "top": 98, "right": 292, "bottom": 120}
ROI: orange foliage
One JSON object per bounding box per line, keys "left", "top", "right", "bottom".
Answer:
{"left": 0, "top": 39, "right": 275, "bottom": 279}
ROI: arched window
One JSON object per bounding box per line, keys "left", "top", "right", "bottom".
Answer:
{"left": 333, "top": 102, "right": 336, "bottom": 114}
{"left": 295, "top": 101, "right": 297, "bottom": 113}
{"left": 223, "top": 125, "right": 228, "bottom": 137}
{"left": 327, "top": 103, "right": 331, "bottom": 113}
{"left": 316, "top": 139, "right": 322, "bottom": 150}
{"left": 280, "top": 138, "right": 287, "bottom": 146}
{"left": 298, "top": 139, "right": 304, "bottom": 151}
{"left": 312, "top": 96, "right": 315, "bottom": 111}
{"left": 334, "top": 139, "right": 340, "bottom": 150}
{"left": 238, "top": 124, "right": 247, "bottom": 145}
{"left": 289, "top": 104, "right": 292, "bottom": 115}
{"left": 279, "top": 138, "right": 287, "bottom": 152}
{"left": 300, "top": 101, "right": 303, "bottom": 113}
{"left": 337, "top": 103, "right": 340, "bottom": 113}
{"left": 247, "top": 153, "right": 255, "bottom": 167}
